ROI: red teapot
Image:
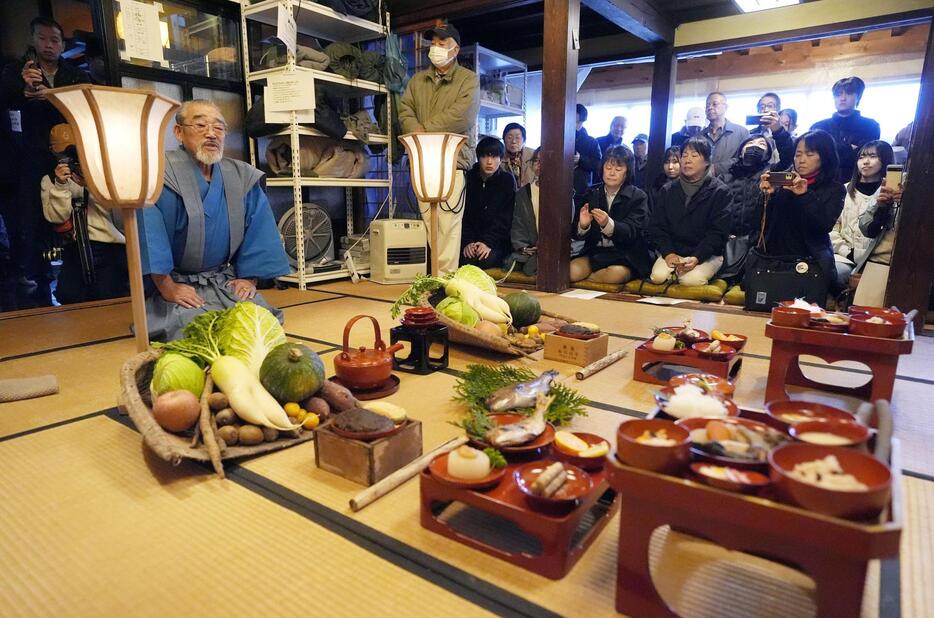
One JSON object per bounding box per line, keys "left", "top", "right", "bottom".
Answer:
{"left": 333, "top": 315, "right": 404, "bottom": 389}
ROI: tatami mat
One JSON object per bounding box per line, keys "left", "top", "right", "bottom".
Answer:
{"left": 0, "top": 417, "right": 495, "bottom": 618}
{"left": 1, "top": 280, "right": 932, "bottom": 616}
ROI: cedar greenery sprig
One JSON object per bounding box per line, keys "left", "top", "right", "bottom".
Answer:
{"left": 451, "top": 364, "right": 588, "bottom": 438}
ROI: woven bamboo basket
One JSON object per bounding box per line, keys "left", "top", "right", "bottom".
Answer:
{"left": 416, "top": 293, "right": 577, "bottom": 356}
{"left": 120, "top": 349, "right": 314, "bottom": 472}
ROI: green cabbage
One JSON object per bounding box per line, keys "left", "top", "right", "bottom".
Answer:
{"left": 217, "top": 302, "right": 287, "bottom": 376}
{"left": 452, "top": 265, "right": 497, "bottom": 295}
{"left": 436, "top": 296, "right": 480, "bottom": 327}
{"left": 150, "top": 352, "right": 206, "bottom": 398}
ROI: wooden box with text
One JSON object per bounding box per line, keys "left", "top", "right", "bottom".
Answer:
{"left": 544, "top": 332, "right": 609, "bottom": 367}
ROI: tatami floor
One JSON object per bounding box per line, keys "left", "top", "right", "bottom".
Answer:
{"left": 0, "top": 281, "right": 932, "bottom": 617}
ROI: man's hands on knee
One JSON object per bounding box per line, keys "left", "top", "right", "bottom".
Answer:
{"left": 229, "top": 278, "right": 257, "bottom": 300}
{"left": 152, "top": 274, "right": 205, "bottom": 308}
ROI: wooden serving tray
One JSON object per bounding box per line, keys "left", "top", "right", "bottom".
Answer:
{"left": 606, "top": 413, "right": 903, "bottom": 617}
{"left": 633, "top": 341, "right": 743, "bottom": 386}
{"left": 419, "top": 451, "right": 620, "bottom": 579}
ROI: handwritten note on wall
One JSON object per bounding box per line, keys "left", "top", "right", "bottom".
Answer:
{"left": 121, "top": 0, "right": 165, "bottom": 63}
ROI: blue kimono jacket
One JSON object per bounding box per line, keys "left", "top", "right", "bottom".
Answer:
{"left": 138, "top": 150, "right": 289, "bottom": 341}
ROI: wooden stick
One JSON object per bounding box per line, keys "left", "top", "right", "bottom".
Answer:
{"left": 122, "top": 208, "right": 150, "bottom": 353}
{"left": 349, "top": 436, "right": 468, "bottom": 512}
{"left": 199, "top": 374, "right": 224, "bottom": 479}
{"left": 576, "top": 349, "right": 629, "bottom": 380}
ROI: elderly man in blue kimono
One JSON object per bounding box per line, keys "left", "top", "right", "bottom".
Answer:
{"left": 138, "top": 99, "right": 289, "bottom": 341}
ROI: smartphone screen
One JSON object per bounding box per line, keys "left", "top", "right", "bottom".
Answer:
{"left": 885, "top": 165, "right": 904, "bottom": 191}
{"left": 745, "top": 114, "right": 763, "bottom": 126}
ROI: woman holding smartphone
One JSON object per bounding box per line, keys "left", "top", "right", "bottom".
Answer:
{"left": 829, "top": 140, "right": 894, "bottom": 293}
{"left": 853, "top": 157, "right": 904, "bottom": 306}
{"left": 570, "top": 145, "right": 652, "bottom": 285}
{"left": 757, "top": 130, "right": 846, "bottom": 302}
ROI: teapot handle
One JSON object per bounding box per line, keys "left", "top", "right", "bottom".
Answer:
{"left": 342, "top": 314, "right": 384, "bottom": 355}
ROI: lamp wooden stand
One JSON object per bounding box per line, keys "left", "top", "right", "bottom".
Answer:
{"left": 45, "top": 85, "right": 179, "bottom": 352}
{"left": 399, "top": 132, "right": 466, "bottom": 277}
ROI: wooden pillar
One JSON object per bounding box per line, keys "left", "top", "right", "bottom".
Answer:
{"left": 645, "top": 44, "right": 676, "bottom": 186}
{"left": 886, "top": 24, "right": 934, "bottom": 327}
{"left": 537, "top": 0, "right": 580, "bottom": 293}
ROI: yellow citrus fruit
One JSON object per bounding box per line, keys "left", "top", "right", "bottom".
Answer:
{"left": 302, "top": 413, "right": 320, "bottom": 430}
{"left": 284, "top": 402, "right": 301, "bottom": 416}
{"left": 527, "top": 325, "right": 540, "bottom": 336}
{"left": 578, "top": 441, "right": 609, "bottom": 458}
{"left": 554, "top": 431, "right": 590, "bottom": 454}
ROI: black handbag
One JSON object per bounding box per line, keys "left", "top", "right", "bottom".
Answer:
{"left": 743, "top": 248, "right": 827, "bottom": 311}
{"left": 717, "top": 234, "right": 751, "bottom": 283}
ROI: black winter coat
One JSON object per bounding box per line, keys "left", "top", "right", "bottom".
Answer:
{"left": 573, "top": 127, "right": 602, "bottom": 202}
{"left": 810, "top": 111, "right": 880, "bottom": 182}
{"left": 717, "top": 163, "right": 769, "bottom": 238}
{"left": 760, "top": 180, "right": 845, "bottom": 279}
{"left": 645, "top": 175, "right": 732, "bottom": 263}
{"left": 461, "top": 165, "right": 517, "bottom": 258}
{"left": 573, "top": 183, "right": 653, "bottom": 278}
{"left": 750, "top": 125, "right": 795, "bottom": 172}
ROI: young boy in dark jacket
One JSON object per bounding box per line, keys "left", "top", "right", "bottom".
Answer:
{"left": 646, "top": 138, "right": 732, "bottom": 286}
{"left": 810, "top": 77, "right": 880, "bottom": 182}
{"left": 460, "top": 137, "right": 516, "bottom": 269}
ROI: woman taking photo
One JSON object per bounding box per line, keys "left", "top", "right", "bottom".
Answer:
{"left": 570, "top": 145, "right": 652, "bottom": 285}
{"left": 648, "top": 146, "right": 680, "bottom": 211}
{"left": 830, "top": 140, "right": 894, "bottom": 292}
{"left": 646, "top": 137, "right": 732, "bottom": 286}
{"left": 756, "top": 130, "right": 845, "bottom": 303}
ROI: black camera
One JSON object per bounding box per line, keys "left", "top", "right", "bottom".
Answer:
{"left": 58, "top": 154, "right": 82, "bottom": 177}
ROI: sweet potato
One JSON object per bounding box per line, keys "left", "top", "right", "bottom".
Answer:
{"left": 318, "top": 380, "right": 357, "bottom": 412}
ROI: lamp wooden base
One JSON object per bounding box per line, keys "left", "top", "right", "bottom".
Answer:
{"left": 122, "top": 208, "right": 150, "bottom": 352}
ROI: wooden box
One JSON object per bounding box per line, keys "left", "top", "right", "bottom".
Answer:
{"left": 314, "top": 420, "right": 423, "bottom": 486}
{"left": 544, "top": 332, "right": 609, "bottom": 367}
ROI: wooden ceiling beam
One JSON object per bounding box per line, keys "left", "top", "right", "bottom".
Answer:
{"left": 392, "top": 0, "right": 541, "bottom": 30}
{"left": 582, "top": 0, "right": 674, "bottom": 44}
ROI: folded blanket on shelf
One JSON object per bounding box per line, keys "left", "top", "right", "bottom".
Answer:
{"left": 266, "top": 136, "right": 370, "bottom": 179}
{"left": 343, "top": 110, "right": 380, "bottom": 143}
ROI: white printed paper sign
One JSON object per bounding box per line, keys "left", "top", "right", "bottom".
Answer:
{"left": 276, "top": 4, "right": 297, "bottom": 55}
{"left": 121, "top": 0, "right": 165, "bottom": 63}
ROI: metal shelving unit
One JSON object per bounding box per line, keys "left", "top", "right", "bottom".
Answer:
{"left": 240, "top": 0, "right": 391, "bottom": 289}
{"left": 458, "top": 44, "right": 526, "bottom": 135}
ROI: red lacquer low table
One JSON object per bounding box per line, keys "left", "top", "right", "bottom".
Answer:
{"left": 419, "top": 455, "right": 619, "bottom": 579}
{"left": 764, "top": 321, "right": 914, "bottom": 403}
{"left": 633, "top": 342, "right": 743, "bottom": 386}
{"left": 606, "top": 418, "right": 902, "bottom": 617}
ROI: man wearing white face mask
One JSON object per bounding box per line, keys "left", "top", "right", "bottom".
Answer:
{"left": 399, "top": 21, "right": 480, "bottom": 274}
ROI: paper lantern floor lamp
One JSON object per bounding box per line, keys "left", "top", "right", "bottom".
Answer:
{"left": 399, "top": 132, "right": 467, "bottom": 276}
{"left": 45, "top": 84, "right": 180, "bottom": 352}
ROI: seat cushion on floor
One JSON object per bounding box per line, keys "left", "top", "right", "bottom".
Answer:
{"left": 665, "top": 279, "right": 729, "bottom": 302}
{"left": 724, "top": 285, "right": 745, "bottom": 306}
{"left": 571, "top": 280, "right": 624, "bottom": 293}
{"left": 624, "top": 280, "right": 670, "bottom": 296}
{"left": 483, "top": 268, "right": 537, "bottom": 285}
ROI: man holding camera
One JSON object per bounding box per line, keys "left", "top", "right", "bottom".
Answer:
{"left": 749, "top": 92, "right": 794, "bottom": 171}
{"left": 0, "top": 17, "right": 89, "bottom": 306}
{"left": 41, "top": 124, "right": 128, "bottom": 304}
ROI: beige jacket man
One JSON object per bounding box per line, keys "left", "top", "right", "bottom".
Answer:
{"left": 398, "top": 29, "right": 480, "bottom": 274}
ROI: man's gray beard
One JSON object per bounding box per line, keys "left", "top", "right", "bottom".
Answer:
{"left": 193, "top": 147, "right": 222, "bottom": 166}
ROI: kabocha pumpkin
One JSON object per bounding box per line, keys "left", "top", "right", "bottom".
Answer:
{"left": 260, "top": 343, "right": 326, "bottom": 404}
{"left": 503, "top": 292, "right": 542, "bottom": 328}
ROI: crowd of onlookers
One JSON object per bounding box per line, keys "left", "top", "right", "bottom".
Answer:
{"left": 459, "top": 76, "right": 914, "bottom": 308}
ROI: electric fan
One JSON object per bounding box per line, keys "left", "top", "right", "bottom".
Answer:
{"left": 277, "top": 203, "right": 334, "bottom": 268}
